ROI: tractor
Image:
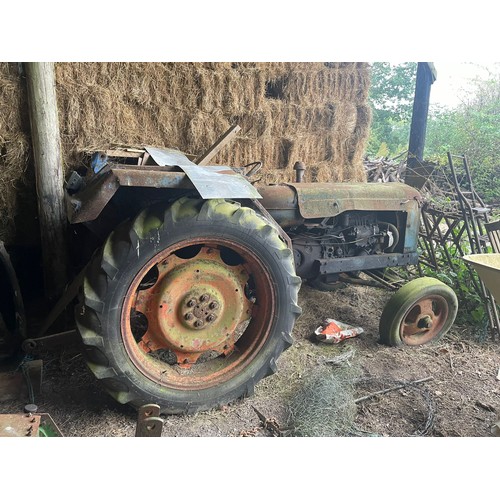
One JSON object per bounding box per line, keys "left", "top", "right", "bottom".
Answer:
{"left": 10, "top": 146, "right": 458, "bottom": 415}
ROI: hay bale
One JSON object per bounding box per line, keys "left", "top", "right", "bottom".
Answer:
{"left": 0, "top": 62, "right": 372, "bottom": 245}
{"left": 0, "top": 63, "right": 31, "bottom": 243}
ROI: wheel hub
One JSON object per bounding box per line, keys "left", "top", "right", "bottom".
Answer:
{"left": 180, "top": 291, "right": 222, "bottom": 329}
{"left": 401, "top": 296, "right": 447, "bottom": 346}
{"left": 131, "top": 247, "right": 252, "bottom": 365}
{"left": 417, "top": 315, "right": 433, "bottom": 329}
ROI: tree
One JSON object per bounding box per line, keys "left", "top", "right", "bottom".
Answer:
{"left": 367, "top": 62, "right": 417, "bottom": 157}
{"left": 425, "top": 71, "right": 500, "bottom": 204}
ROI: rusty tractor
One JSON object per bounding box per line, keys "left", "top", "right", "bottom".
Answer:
{"left": 21, "top": 146, "right": 458, "bottom": 414}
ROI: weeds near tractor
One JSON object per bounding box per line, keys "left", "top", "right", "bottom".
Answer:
{"left": 424, "top": 237, "right": 492, "bottom": 339}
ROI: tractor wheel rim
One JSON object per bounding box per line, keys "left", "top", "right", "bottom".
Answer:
{"left": 400, "top": 295, "right": 449, "bottom": 346}
{"left": 121, "top": 239, "right": 275, "bottom": 390}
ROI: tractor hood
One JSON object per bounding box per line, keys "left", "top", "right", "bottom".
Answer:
{"left": 286, "top": 182, "right": 422, "bottom": 219}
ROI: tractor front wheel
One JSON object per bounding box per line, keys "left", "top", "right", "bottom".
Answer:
{"left": 378, "top": 277, "right": 458, "bottom": 347}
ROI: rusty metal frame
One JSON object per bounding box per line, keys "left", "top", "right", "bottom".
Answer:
{"left": 412, "top": 154, "right": 500, "bottom": 340}
{"left": 318, "top": 252, "right": 419, "bottom": 275}
{"left": 67, "top": 163, "right": 262, "bottom": 224}
{"left": 0, "top": 413, "right": 41, "bottom": 437}
{"left": 66, "top": 167, "right": 193, "bottom": 224}
{"left": 0, "top": 412, "right": 63, "bottom": 437}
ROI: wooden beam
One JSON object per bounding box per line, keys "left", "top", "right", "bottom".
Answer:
{"left": 195, "top": 125, "right": 241, "bottom": 166}
{"left": 25, "top": 62, "right": 68, "bottom": 300}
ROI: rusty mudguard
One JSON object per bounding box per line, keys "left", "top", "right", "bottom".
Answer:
{"left": 65, "top": 148, "right": 262, "bottom": 225}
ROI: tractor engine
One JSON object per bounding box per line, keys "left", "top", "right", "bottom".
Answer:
{"left": 257, "top": 182, "right": 421, "bottom": 285}
{"left": 290, "top": 212, "right": 399, "bottom": 280}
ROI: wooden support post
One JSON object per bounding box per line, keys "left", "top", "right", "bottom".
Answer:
{"left": 25, "top": 62, "right": 68, "bottom": 301}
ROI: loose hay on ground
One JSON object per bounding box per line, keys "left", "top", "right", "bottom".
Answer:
{"left": 286, "top": 355, "right": 363, "bottom": 437}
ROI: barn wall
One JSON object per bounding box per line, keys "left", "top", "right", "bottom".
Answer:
{"left": 0, "top": 62, "right": 372, "bottom": 245}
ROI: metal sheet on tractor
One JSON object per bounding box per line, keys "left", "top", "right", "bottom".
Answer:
{"left": 145, "top": 147, "right": 198, "bottom": 168}
{"left": 145, "top": 146, "right": 262, "bottom": 200}
{"left": 179, "top": 165, "right": 262, "bottom": 199}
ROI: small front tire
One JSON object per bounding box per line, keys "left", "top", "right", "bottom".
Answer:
{"left": 379, "top": 277, "right": 458, "bottom": 347}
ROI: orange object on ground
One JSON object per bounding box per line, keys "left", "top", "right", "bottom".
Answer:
{"left": 314, "top": 319, "right": 364, "bottom": 344}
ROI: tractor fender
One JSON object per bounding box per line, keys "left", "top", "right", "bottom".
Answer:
{"left": 66, "top": 158, "right": 261, "bottom": 225}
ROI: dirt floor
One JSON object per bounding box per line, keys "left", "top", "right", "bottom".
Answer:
{"left": 1, "top": 282, "right": 499, "bottom": 437}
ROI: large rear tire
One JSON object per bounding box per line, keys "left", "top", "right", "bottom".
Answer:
{"left": 76, "top": 197, "right": 301, "bottom": 414}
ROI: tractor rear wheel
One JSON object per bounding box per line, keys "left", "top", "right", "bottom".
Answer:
{"left": 76, "top": 197, "right": 301, "bottom": 414}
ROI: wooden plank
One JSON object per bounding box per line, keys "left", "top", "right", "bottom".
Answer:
{"left": 25, "top": 62, "right": 68, "bottom": 300}
{"left": 195, "top": 125, "right": 241, "bottom": 166}
{"left": 105, "top": 150, "right": 144, "bottom": 158}
{"left": 139, "top": 152, "right": 150, "bottom": 166}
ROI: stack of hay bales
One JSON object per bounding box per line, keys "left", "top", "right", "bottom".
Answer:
{"left": 0, "top": 62, "right": 372, "bottom": 245}
{"left": 0, "top": 63, "right": 32, "bottom": 244}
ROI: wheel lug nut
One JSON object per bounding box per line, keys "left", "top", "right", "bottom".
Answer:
{"left": 209, "top": 301, "right": 219, "bottom": 310}
{"left": 200, "top": 294, "right": 210, "bottom": 303}
{"left": 186, "top": 299, "right": 196, "bottom": 308}
{"left": 194, "top": 320, "right": 204, "bottom": 328}
{"left": 185, "top": 313, "right": 194, "bottom": 321}
{"left": 207, "top": 314, "right": 216, "bottom": 322}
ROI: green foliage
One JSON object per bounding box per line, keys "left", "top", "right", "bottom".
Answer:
{"left": 369, "top": 62, "right": 418, "bottom": 120}
{"left": 367, "top": 62, "right": 417, "bottom": 157}
{"left": 425, "top": 238, "right": 487, "bottom": 328}
{"left": 368, "top": 63, "right": 500, "bottom": 205}
{"left": 426, "top": 73, "right": 500, "bottom": 205}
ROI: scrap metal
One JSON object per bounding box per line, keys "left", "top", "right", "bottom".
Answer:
{"left": 0, "top": 412, "right": 62, "bottom": 437}
{"left": 135, "top": 404, "right": 164, "bottom": 437}
{"left": 365, "top": 152, "right": 500, "bottom": 339}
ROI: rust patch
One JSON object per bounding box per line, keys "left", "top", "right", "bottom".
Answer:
{"left": 401, "top": 295, "right": 449, "bottom": 346}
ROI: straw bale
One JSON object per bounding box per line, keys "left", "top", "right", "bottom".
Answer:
{"left": 193, "top": 67, "right": 267, "bottom": 115}
{"left": 0, "top": 61, "right": 372, "bottom": 245}
{"left": 267, "top": 103, "right": 338, "bottom": 137}
{"left": 217, "top": 136, "right": 289, "bottom": 169}
{"left": 0, "top": 63, "right": 31, "bottom": 243}
{"left": 230, "top": 99, "right": 279, "bottom": 139}
{"left": 185, "top": 110, "right": 231, "bottom": 154}
{"left": 282, "top": 67, "right": 370, "bottom": 106}
{"left": 347, "top": 104, "right": 372, "bottom": 167}
{"left": 258, "top": 62, "right": 328, "bottom": 78}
